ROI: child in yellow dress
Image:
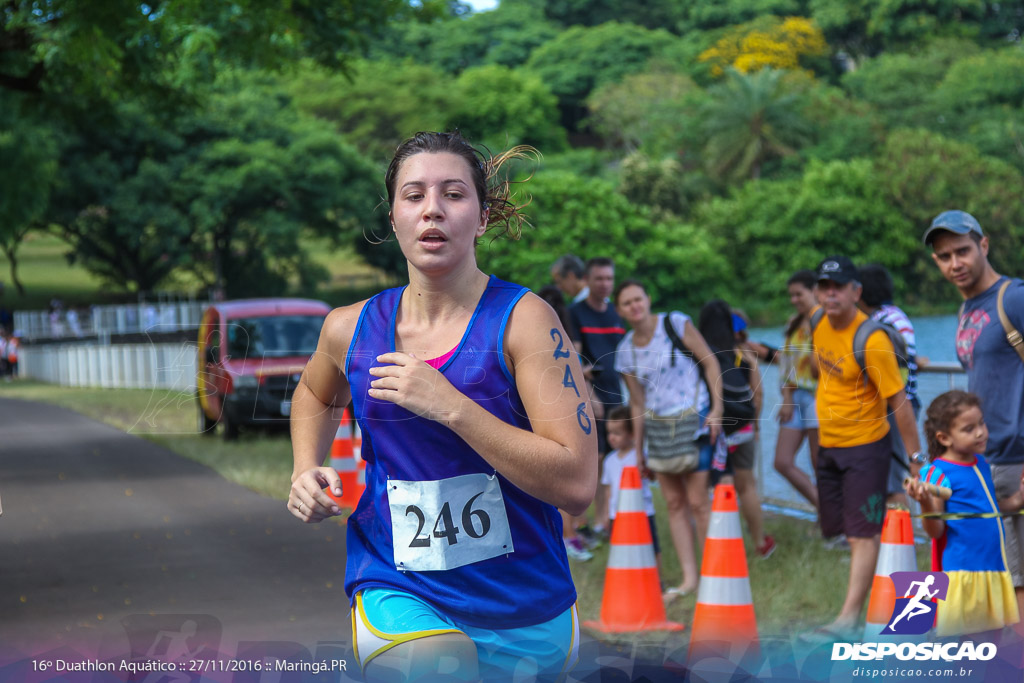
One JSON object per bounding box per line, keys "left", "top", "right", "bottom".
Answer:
{"left": 905, "top": 390, "right": 1021, "bottom": 636}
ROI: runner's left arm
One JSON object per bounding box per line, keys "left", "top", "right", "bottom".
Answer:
{"left": 368, "top": 293, "right": 598, "bottom": 515}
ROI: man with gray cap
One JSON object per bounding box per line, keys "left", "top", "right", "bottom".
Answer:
{"left": 803, "top": 255, "right": 923, "bottom": 641}
{"left": 925, "top": 210, "right": 1024, "bottom": 630}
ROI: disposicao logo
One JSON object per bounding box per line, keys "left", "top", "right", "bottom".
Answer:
{"left": 881, "top": 571, "right": 948, "bottom": 636}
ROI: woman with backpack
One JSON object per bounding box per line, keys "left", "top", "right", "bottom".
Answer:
{"left": 698, "top": 300, "right": 774, "bottom": 558}
{"left": 614, "top": 279, "right": 724, "bottom": 601}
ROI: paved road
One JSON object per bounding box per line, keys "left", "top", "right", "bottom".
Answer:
{"left": 0, "top": 397, "right": 693, "bottom": 682}
{"left": 0, "top": 397, "right": 352, "bottom": 675}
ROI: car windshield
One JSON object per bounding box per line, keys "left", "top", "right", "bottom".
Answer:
{"left": 225, "top": 315, "right": 325, "bottom": 359}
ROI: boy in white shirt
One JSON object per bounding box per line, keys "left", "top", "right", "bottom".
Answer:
{"left": 602, "top": 406, "right": 662, "bottom": 577}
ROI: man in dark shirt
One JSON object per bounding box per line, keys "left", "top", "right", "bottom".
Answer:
{"left": 569, "top": 257, "right": 626, "bottom": 536}
{"left": 925, "top": 209, "right": 1024, "bottom": 633}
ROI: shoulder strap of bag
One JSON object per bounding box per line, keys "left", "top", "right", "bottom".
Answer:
{"left": 996, "top": 279, "right": 1024, "bottom": 364}
{"left": 809, "top": 307, "right": 824, "bottom": 332}
{"left": 852, "top": 318, "right": 909, "bottom": 373}
{"left": 663, "top": 312, "right": 695, "bottom": 367}
{"left": 663, "top": 313, "right": 712, "bottom": 398}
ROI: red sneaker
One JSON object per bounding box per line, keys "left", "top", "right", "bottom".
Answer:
{"left": 756, "top": 535, "right": 776, "bottom": 559}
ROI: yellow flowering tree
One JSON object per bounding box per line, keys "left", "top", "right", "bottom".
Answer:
{"left": 699, "top": 17, "right": 828, "bottom": 77}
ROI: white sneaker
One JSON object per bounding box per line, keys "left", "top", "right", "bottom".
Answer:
{"left": 564, "top": 537, "right": 593, "bottom": 562}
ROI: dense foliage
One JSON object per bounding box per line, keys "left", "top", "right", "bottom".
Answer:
{"left": 4, "top": 0, "right": 1024, "bottom": 318}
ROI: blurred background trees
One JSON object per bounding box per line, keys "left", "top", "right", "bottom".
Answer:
{"left": 3, "top": 0, "right": 1024, "bottom": 317}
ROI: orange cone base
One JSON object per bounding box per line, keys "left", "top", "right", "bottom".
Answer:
{"left": 689, "top": 603, "right": 758, "bottom": 645}
{"left": 866, "top": 574, "right": 897, "bottom": 625}
{"left": 583, "top": 568, "right": 685, "bottom": 633}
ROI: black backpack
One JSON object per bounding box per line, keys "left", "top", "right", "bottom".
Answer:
{"left": 663, "top": 313, "right": 756, "bottom": 433}
{"left": 810, "top": 308, "right": 912, "bottom": 382}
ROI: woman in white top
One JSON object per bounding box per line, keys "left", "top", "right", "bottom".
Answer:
{"left": 613, "top": 279, "right": 723, "bottom": 599}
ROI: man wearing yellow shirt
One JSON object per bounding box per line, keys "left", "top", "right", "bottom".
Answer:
{"left": 807, "top": 255, "right": 923, "bottom": 641}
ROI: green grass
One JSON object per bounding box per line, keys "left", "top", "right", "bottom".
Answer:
{"left": 1, "top": 233, "right": 115, "bottom": 310}
{"left": 0, "top": 231, "right": 396, "bottom": 312}
{"left": 2, "top": 379, "right": 931, "bottom": 643}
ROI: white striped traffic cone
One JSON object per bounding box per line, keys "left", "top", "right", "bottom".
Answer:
{"left": 689, "top": 483, "right": 758, "bottom": 661}
{"left": 584, "top": 466, "right": 684, "bottom": 633}
{"left": 864, "top": 507, "right": 917, "bottom": 640}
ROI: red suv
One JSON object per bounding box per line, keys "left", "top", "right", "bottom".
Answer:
{"left": 196, "top": 298, "right": 331, "bottom": 439}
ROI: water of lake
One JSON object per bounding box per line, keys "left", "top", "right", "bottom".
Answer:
{"left": 746, "top": 314, "right": 967, "bottom": 515}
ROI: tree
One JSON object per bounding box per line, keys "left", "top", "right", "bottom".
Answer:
{"left": 800, "top": 83, "right": 885, "bottom": 164}
{"left": 523, "top": 21, "right": 678, "bottom": 129}
{"left": 476, "top": 170, "right": 730, "bottom": 312}
{"left": 874, "top": 128, "right": 1024, "bottom": 300}
{"left": 841, "top": 39, "right": 979, "bottom": 129}
{"left": 0, "top": 0, "right": 442, "bottom": 103}
{"left": 0, "top": 97, "right": 57, "bottom": 295}
{"left": 617, "top": 153, "right": 714, "bottom": 220}
{"left": 48, "top": 74, "right": 380, "bottom": 296}
{"left": 532, "top": 0, "right": 687, "bottom": 31}
{"left": 810, "top": 0, "right": 1024, "bottom": 58}
{"left": 700, "top": 68, "right": 812, "bottom": 182}
{"left": 287, "top": 60, "right": 452, "bottom": 162}
{"left": 698, "top": 16, "right": 828, "bottom": 77}
{"left": 676, "top": 0, "right": 806, "bottom": 34}
{"left": 698, "top": 159, "right": 916, "bottom": 317}
{"left": 585, "top": 65, "right": 700, "bottom": 153}
{"left": 446, "top": 65, "right": 568, "bottom": 153}
{"left": 369, "top": 2, "right": 559, "bottom": 73}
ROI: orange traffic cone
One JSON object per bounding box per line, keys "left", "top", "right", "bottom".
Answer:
{"left": 688, "top": 483, "right": 758, "bottom": 660}
{"left": 863, "top": 507, "right": 917, "bottom": 640}
{"left": 326, "top": 408, "right": 365, "bottom": 510}
{"left": 584, "top": 466, "right": 684, "bottom": 633}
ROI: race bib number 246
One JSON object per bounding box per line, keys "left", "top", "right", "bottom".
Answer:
{"left": 388, "top": 473, "right": 514, "bottom": 572}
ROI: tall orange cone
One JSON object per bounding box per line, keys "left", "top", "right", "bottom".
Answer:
{"left": 688, "top": 483, "right": 758, "bottom": 660}
{"left": 584, "top": 466, "right": 684, "bottom": 633}
{"left": 863, "top": 507, "right": 917, "bottom": 640}
{"left": 326, "top": 408, "right": 365, "bottom": 510}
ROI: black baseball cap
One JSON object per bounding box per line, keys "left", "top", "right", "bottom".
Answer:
{"left": 816, "top": 255, "right": 858, "bottom": 285}
{"left": 922, "top": 210, "right": 984, "bottom": 246}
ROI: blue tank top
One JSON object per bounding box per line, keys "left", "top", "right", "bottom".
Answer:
{"left": 343, "top": 275, "right": 576, "bottom": 628}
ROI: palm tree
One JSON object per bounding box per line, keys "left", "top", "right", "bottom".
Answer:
{"left": 700, "top": 68, "right": 812, "bottom": 182}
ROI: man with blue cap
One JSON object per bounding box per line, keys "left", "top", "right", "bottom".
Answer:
{"left": 925, "top": 209, "right": 1024, "bottom": 633}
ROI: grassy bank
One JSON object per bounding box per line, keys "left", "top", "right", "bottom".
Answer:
{"left": 1, "top": 380, "right": 929, "bottom": 641}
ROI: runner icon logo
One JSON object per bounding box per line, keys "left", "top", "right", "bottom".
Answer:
{"left": 881, "top": 571, "right": 949, "bottom": 635}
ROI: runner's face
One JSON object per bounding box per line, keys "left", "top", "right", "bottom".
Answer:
{"left": 587, "top": 265, "right": 615, "bottom": 301}
{"left": 615, "top": 285, "right": 650, "bottom": 325}
{"left": 390, "top": 152, "right": 487, "bottom": 272}
{"left": 788, "top": 283, "right": 816, "bottom": 316}
{"left": 606, "top": 420, "right": 632, "bottom": 451}
{"left": 930, "top": 232, "right": 989, "bottom": 294}
{"left": 938, "top": 405, "right": 988, "bottom": 458}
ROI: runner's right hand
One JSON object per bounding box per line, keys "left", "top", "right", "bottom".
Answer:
{"left": 289, "top": 466, "right": 344, "bottom": 523}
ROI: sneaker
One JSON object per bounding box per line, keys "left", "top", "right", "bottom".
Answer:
{"left": 564, "top": 537, "right": 593, "bottom": 562}
{"left": 576, "top": 525, "right": 604, "bottom": 550}
{"left": 756, "top": 535, "right": 776, "bottom": 559}
{"left": 823, "top": 534, "right": 850, "bottom": 551}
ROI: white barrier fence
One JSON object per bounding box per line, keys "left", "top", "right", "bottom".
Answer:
{"left": 14, "top": 298, "right": 209, "bottom": 341}
{"left": 21, "top": 342, "right": 197, "bottom": 392}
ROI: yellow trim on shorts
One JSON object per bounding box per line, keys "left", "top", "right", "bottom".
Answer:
{"left": 555, "top": 603, "right": 579, "bottom": 683}
{"left": 352, "top": 591, "right": 463, "bottom": 673}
